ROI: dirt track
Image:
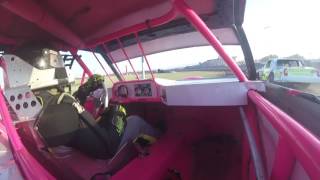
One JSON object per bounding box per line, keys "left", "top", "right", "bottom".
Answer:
{"left": 274, "top": 82, "right": 320, "bottom": 96}
{"left": 305, "top": 84, "right": 320, "bottom": 96}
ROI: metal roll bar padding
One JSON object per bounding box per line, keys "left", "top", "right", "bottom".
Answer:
{"left": 270, "top": 136, "right": 295, "bottom": 179}
{"left": 80, "top": 71, "right": 86, "bottom": 85}
{"left": 101, "top": 44, "right": 125, "bottom": 81}
{"left": 91, "top": 50, "right": 114, "bottom": 83}
{"left": 134, "top": 32, "right": 155, "bottom": 80}
{"left": 70, "top": 49, "right": 93, "bottom": 77}
{"left": 240, "top": 107, "right": 266, "bottom": 180}
{"left": 0, "top": 1, "right": 319, "bottom": 179}
{"left": 0, "top": 72, "right": 54, "bottom": 179}
{"left": 173, "top": 0, "right": 248, "bottom": 82}
{"left": 0, "top": 1, "right": 251, "bottom": 178}
{"left": 85, "top": 0, "right": 249, "bottom": 82}
{"left": 117, "top": 39, "right": 139, "bottom": 80}
{"left": 248, "top": 90, "right": 320, "bottom": 179}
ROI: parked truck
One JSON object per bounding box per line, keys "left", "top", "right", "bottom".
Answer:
{"left": 258, "top": 59, "right": 320, "bottom": 87}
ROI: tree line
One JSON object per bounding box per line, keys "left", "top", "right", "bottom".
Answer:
{"left": 258, "top": 54, "right": 306, "bottom": 62}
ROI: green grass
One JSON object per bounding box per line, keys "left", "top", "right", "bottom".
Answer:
{"left": 152, "top": 71, "right": 225, "bottom": 80}
{"left": 73, "top": 71, "right": 226, "bottom": 89}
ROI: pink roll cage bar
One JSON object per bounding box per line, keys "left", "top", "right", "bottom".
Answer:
{"left": 0, "top": 0, "right": 319, "bottom": 179}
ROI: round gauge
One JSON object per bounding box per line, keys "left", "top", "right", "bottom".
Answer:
{"left": 143, "top": 87, "right": 151, "bottom": 96}
{"left": 135, "top": 87, "right": 142, "bottom": 97}
{"left": 117, "top": 85, "right": 128, "bottom": 98}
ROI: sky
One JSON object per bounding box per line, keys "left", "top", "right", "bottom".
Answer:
{"left": 1, "top": 0, "right": 319, "bottom": 87}
{"left": 244, "top": 0, "right": 320, "bottom": 59}
{"left": 64, "top": 0, "right": 320, "bottom": 77}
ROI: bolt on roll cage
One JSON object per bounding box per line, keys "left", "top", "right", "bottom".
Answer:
{"left": 0, "top": 0, "right": 319, "bottom": 179}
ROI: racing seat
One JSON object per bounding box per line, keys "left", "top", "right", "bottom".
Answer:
{"left": 35, "top": 89, "right": 160, "bottom": 179}
{"left": 35, "top": 92, "right": 120, "bottom": 159}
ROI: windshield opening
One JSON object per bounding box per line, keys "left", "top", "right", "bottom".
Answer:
{"left": 246, "top": 0, "right": 320, "bottom": 97}
{"left": 114, "top": 45, "right": 246, "bottom": 82}
{"left": 276, "top": 60, "right": 302, "bottom": 67}
{"left": 67, "top": 44, "right": 247, "bottom": 89}
{"left": 62, "top": 51, "right": 118, "bottom": 89}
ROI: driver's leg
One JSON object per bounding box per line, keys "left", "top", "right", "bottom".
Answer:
{"left": 119, "top": 115, "right": 161, "bottom": 148}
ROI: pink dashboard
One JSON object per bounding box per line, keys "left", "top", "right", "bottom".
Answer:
{"left": 110, "top": 78, "right": 265, "bottom": 106}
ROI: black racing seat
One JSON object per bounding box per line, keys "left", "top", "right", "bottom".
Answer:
{"left": 69, "top": 110, "right": 121, "bottom": 159}
{"left": 36, "top": 91, "right": 158, "bottom": 178}
{"left": 35, "top": 92, "right": 121, "bottom": 159}
{"left": 36, "top": 103, "right": 79, "bottom": 146}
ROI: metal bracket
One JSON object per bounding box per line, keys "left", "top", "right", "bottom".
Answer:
{"left": 62, "top": 54, "right": 77, "bottom": 69}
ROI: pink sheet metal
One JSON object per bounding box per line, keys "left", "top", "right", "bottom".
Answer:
{"left": 134, "top": 32, "right": 155, "bottom": 80}
{"left": 101, "top": 44, "right": 125, "bottom": 80}
{"left": 3, "top": 1, "right": 318, "bottom": 179}
{"left": 91, "top": 50, "right": 114, "bottom": 83}
{"left": 241, "top": 132, "right": 252, "bottom": 180}
{"left": 0, "top": 35, "right": 17, "bottom": 45}
{"left": 243, "top": 102, "right": 267, "bottom": 179}
{"left": 70, "top": 49, "right": 93, "bottom": 77}
{"left": 270, "top": 137, "right": 295, "bottom": 180}
{"left": 0, "top": 89, "right": 54, "bottom": 179}
{"left": 173, "top": 0, "right": 248, "bottom": 82}
{"left": 87, "top": 8, "right": 176, "bottom": 48}
{"left": 117, "top": 38, "right": 139, "bottom": 80}
{"left": 87, "top": 0, "right": 247, "bottom": 83}
{"left": 248, "top": 90, "right": 320, "bottom": 179}
{"left": 2, "top": 0, "right": 84, "bottom": 48}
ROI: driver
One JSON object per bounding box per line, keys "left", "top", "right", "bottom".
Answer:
{"left": 73, "top": 74, "right": 106, "bottom": 118}
{"left": 5, "top": 45, "right": 161, "bottom": 160}
{"left": 30, "top": 60, "right": 161, "bottom": 159}
{"left": 8, "top": 45, "right": 160, "bottom": 159}
{"left": 70, "top": 74, "right": 161, "bottom": 158}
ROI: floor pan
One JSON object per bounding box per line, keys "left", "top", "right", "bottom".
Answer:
{"left": 191, "top": 135, "right": 242, "bottom": 180}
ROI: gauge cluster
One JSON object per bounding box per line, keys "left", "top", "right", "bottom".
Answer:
{"left": 117, "top": 85, "right": 129, "bottom": 98}
{"left": 112, "top": 80, "right": 160, "bottom": 102}
{"left": 134, "top": 83, "right": 152, "bottom": 97}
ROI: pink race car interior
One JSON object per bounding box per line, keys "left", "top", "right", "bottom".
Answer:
{"left": 0, "top": 0, "right": 319, "bottom": 179}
